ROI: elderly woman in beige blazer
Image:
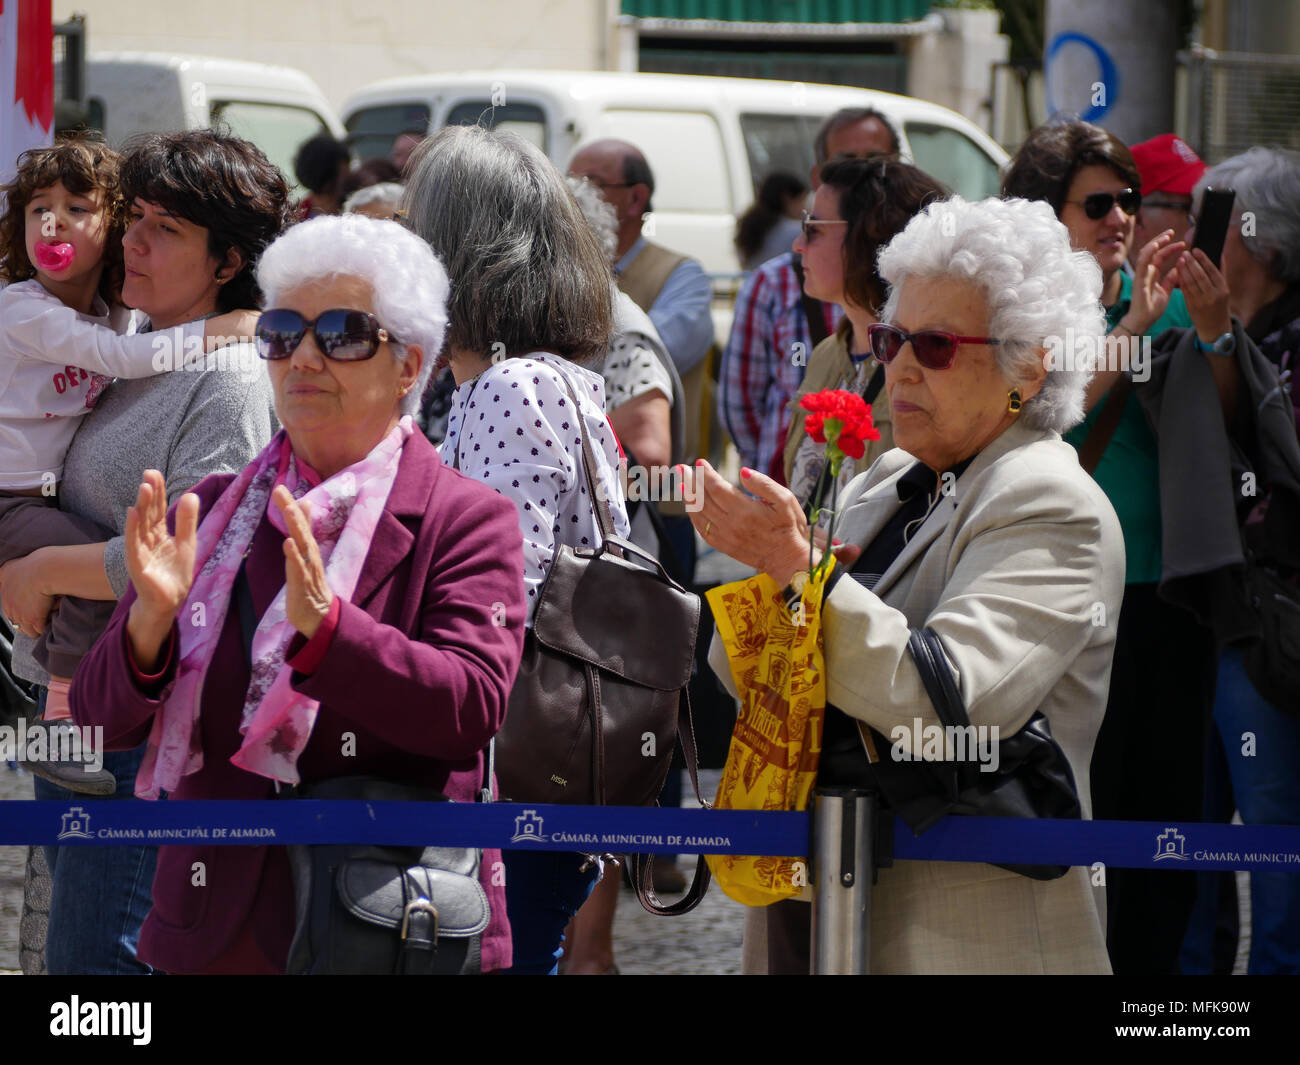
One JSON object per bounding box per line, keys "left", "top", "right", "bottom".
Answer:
{"left": 686, "top": 195, "right": 1125, "bottom": 975}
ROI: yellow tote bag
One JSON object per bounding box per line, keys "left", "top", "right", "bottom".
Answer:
{"left": 704, "top": 563, "right": 832, "bottom": 906}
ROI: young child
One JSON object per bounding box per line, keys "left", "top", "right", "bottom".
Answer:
{"left": 0, "top": 134, "right": 250, "bottom": 792}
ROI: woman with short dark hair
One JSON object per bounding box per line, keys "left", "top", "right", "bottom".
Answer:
{"left": 6, "top": 129, "right": 287, "bottom": 973}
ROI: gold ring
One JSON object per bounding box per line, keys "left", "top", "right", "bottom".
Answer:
{"left": 705, "top": 520, "right": 713, "bottom": 537}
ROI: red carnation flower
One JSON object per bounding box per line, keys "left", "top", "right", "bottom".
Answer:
{"left": 799, "top": 389, "right": 879, "bottom": 459}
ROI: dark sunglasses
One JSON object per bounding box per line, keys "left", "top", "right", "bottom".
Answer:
{"left": 801, "top": 209, "right": 848, "bottom": 243}
{"left": 1066, "top": 188, "right": 1142, "bottom": 220}
{"left": 255, "top": 308, "right": 398, "bottom": 362}
{"left": 867, "top": 323, "right": 1002, "bottom": 371}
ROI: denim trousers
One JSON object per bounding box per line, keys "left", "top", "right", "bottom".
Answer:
{"left": 502, "top": 849, "right": 600, "bottom": 975}
{"left": 1181, "top": 649, "right": 1300, "bottom": 974}
{"left": 34, "top": 731, "right": 159, "bottom": 975}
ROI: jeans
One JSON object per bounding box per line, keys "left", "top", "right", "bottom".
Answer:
{"left": 35, "top": 730, "right": 159, "bottom": 975}
{"left": 502, "top": 850, "right": 600, "bottom": 975}
{"left": 1088, "top": 583, "right": 1214, "bottom": 973}
{"left": 1182, "top": 649, "right": 1300, "bottom": 974}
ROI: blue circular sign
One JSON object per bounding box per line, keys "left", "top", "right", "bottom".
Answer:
{"left": 1046, "top": 32, "right": 1119, "bottom": 122}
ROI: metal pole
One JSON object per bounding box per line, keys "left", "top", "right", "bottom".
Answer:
{"left": 810, "top": 786, "right": 875, "bottom": 975}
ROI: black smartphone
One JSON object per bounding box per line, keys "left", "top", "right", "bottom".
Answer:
{"left": 1192, "top": 187, "right": 1236, "bottom": 267}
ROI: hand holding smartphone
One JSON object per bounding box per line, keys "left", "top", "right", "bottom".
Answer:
{"left": 1191, "top": 187, "right": 1236, "bottom": 268}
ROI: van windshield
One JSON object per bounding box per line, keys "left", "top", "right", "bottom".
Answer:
{"left": 211, "top": 100, "right": 329, "bottom": 193}
{"left": 739, "top": 114, "right": 821, "bottom": 190}
{"left": 346, "top": 102, "right": 432, "bottom": 163}
{"left": 444, "top": 102, "right": 548, "bottom": 153}
{"left": 903, "top": 123, "right": 1002, "bottom": 200}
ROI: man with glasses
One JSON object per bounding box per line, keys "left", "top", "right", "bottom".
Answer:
{"left": 1129, "top": 134, "right": 1206, "bottom": 277}
{"left": 568, "top": 139, "right": 714, "bottom": 380}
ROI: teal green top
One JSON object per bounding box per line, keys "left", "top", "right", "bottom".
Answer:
{"left": 1063, "top": 276, "right": 1192, "bottom": 585}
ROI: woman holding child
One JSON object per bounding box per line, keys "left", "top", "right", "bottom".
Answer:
{"left": 1, "top": 129, "right": 286, "bottom": 973}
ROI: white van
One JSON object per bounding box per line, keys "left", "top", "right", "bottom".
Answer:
{"left": 342, "top": 69, "right": 1009, "bottom": 276}
{"left": 80, "top": 53, "right": 345, "bottom": 191}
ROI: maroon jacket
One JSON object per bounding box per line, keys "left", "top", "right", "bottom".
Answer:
{"left": 71, "top": 431, "right": 526, "bottom": 973}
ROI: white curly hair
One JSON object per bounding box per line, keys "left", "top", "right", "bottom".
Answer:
{"left": 256, "top": 213, "right": 450, "bottom": 416}
{"left": 877, "top": 195, "right": 1105, "bottom": 434}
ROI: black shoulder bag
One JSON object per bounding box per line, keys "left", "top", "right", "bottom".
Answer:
{"left": 868, "top": 627, "right": 1081, "bottom": 881}
{"left": 233, "top": 561, "right": 491, "bottom": 974}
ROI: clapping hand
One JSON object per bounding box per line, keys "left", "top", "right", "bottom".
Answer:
{"left": 1124, "top": 230, "right": 1185, "bottom": 335}
{"left": 124, "top": 470, "right": 198, "bottom": 669}
{"left": 273, "top": 485, "right": 333, "bottom": 640}
{"left": 125, "top": 470, "right": 198, "bottom": 621}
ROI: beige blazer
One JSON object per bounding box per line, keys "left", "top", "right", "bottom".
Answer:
{"left": 711, "top": 419, "right": 1126, "bottom": 974}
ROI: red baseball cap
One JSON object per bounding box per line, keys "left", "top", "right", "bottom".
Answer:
{"left": 1130, "top": 134, "right": 1206, "bottom": 197}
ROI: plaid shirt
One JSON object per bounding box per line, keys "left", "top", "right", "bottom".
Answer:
{"left": 717, "top": 253, "right": 842, "bottom": 483}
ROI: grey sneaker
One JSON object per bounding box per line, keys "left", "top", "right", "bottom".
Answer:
{"left": 27, "top": 754, "right": 116, "bottom": 795}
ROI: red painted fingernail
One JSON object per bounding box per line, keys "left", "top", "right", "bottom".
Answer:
{"left": 740, "top": 468, "right": 752, "bottom": 479}
{"left": 695, "top": 459, "right": 704, "bottom": 467}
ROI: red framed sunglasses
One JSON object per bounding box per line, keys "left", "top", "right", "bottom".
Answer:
{"left": 867, "top": 323, "right": 1002, "bottom": 370}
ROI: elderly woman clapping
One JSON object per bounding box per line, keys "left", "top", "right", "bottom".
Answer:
{"left": 71, "top": 214, "right": 526, "bottom": 974}
{"left": 688, "top": 196, "right": 1125, "bottom": 975}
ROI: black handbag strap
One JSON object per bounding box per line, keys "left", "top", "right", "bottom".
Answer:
{"left": 861, "top": 362, "right": 886, "bottom": 406}
{"left": 792, "top": 255, "right": 830, "bottom": 348}
{"left": 907, "top": 627, "right": 969, "bottom": 732}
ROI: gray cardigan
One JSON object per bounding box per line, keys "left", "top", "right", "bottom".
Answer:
{"left": 1135, "top": 322, "right": 1300, "bottom": 645}
{"left": 13, "top": 344, "right": 274, "bottom": 684}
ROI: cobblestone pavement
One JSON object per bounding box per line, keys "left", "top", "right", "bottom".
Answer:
{"left": 1, "top": 762, "right": 35, "bottom": 973}
{"left": 607, "top": 768, "right": 746, "bottom": 975}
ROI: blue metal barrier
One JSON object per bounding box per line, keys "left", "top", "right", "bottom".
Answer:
{"left": 3, "top": 799, "right": 1299, "bottom": 872}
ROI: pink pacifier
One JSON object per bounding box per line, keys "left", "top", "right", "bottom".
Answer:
{"left": 34, "top": 242, "right": 76, "bottom": 272}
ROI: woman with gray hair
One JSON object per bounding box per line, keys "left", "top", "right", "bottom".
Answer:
{"left": 68, "top": 213, "right": 527, "bottom": 973}
{"left": 401, "top": 125, "right": 632, "bottom": 975}
{"left": 684, "top": 195, "right": 1124, "bottom": 974}
{"left": 1171, "top": 147, "right": 1300, "bottom": 975}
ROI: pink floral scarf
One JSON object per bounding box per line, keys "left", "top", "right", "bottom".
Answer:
{"left": 134, "top": 417, "right": 415, "bottom": 798}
